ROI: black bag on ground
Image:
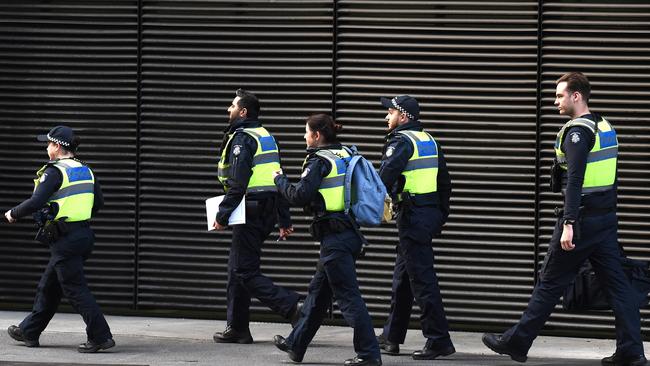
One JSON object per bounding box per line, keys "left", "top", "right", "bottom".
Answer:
{"left": 562, "top": 257, "right": 650, "bottom": 312}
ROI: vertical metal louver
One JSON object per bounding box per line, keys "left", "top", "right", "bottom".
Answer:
{"left": 335, "top": 1, "right": 541, "bottom": 331}
{"left": 538, "top": 1, "right": 650, "bottom": 337}
{"left": 137, "top": 0, "right": 334, "bottom": 319}
{"left": 0, "top": 1, "right": 138, "bottom": 309}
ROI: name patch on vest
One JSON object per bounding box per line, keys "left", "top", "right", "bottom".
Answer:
{"left": 66, "top": 167, "right": 92, "bottom": 182}
{"left": 259, "top": 136, "right": 277, "bottom": 152}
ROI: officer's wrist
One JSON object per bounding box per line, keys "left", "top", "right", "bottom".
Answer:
{"left": 562, "top": 219, "right": 575, "bottom": 226}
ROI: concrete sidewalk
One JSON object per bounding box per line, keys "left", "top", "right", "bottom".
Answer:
{"left": 0, "top": 311, "right": 643, "bottom": 366}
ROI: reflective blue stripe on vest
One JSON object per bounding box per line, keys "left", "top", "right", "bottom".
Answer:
{"left": 49, "top": 183, "right": 94, "bottom": 201}
{"left": 253, "top": 152, "right": 280, "bottom": 165}
{"left": 586, "top": 147, "right": 618, "bottom": 163}
{"left": 320, "top": 175, "right": 345, "bottom": 189}
{"left": 404, "top": 157, "right": 439, "bottom": 171}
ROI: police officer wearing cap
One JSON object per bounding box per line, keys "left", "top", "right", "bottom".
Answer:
{"left": 375, "top": 95, "right": 455, "bottom": 361}
{"left": 483, "top": 72, "right": 646, "bottom": 366}
{"left": 213, "top": 89, "right": 301, "bottom": 344}
{"left": 271, "top": 113, "right": 381, "bottom": 366}
{"left": 4, "top": 126, "right": 114, "bottom": 353}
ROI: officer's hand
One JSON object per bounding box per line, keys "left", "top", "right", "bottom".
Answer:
{"left": 278, "top": 226, "right": 294, "bottom": 241}
{"left": 213, "top": 220, "right": 227, "bottom": 231}
{"left": 560, "top": 224, "right": 575, "bottom": 251}
{"left": 5, "top": 210, "right": 16, "bottom": 223}
{"left": 272, "top": 169, "right": 283, "bottom": 180}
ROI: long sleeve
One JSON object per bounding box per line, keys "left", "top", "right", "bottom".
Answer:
{"left": 378, "top": 135, "right": 412, "bottom": 194}
{"left": 274, "top": 157, "right": 328, "bottom": 207}
{"left": 11, "top": 166, "right": 61, "bottom": 219}
{"left": 216, "top": 133, "right": 256, "bottom": 225}
{"left": 437, "top": 147, "right": 452, "bottom": 222}
{"left": 561, "top": 125, "right": 592, "bottom": 220}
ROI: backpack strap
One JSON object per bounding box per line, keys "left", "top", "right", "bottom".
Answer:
{"left": 341, "top": 145, "right": 369, "bottom": 249}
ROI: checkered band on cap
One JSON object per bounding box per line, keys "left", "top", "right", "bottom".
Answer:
{"left": 47, "top": 133, "right": 70, "bottom": 147}
{"left": 391, "top": 97, "right": 415, "bottom": 120}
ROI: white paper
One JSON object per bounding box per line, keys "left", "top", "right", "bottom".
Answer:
{"left": 206, "top": 195, "right": 246, "bottom": 230}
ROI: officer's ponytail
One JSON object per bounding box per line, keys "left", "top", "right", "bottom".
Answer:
{"left": 307, "top": 113, "right": 341, "bottom": 144}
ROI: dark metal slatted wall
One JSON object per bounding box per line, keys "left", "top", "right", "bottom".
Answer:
{"left": 137, "top": 0, "right": 334, "bottom": 317}
{"left": 537, "top": 1, "right": 650, "bottom": 337}
{"left": 335, "top": 1, "right": 540, "bottom": 331}
{"left": 0, "top": 1, "right": 138, "bottom": 309}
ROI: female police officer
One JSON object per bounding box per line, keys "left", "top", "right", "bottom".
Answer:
{"left": 4, "top": 126, "right": 114, "bottom": 353}
{"left": 271, "top": 114, "right": 381, "bottom": 366}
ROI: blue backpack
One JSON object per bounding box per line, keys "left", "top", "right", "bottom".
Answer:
{"left": 342, "top": 146, "right": 387, "bottom": 227}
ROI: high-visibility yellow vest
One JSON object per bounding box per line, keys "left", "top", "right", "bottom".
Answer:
{"left": 217, "top": 127, "right": 281, "bottom": 193}
{"left": 397, "top": 130, "right": 438, "bottom": 195}
{"left": 555, "top": 117, "right": 618, "bottom": 194}
{"left": 34, "top": 158, "right": 95, "bottom": 222}
{"left": 306, "top": 148, "right": 350, "bottom": 213}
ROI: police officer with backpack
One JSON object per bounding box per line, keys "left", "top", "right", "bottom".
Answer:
{"left": 5, "top": 126, "right": 114, "bottom": 353}
{"left": 272, "top": 113, "right": 381, "bottom": 366}
{"left": 375, "top": 95, "right": 455, "bottom": 360}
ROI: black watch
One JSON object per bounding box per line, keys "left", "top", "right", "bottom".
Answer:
{"left": 563, "top": 219, "right": 575, "bottom": 226}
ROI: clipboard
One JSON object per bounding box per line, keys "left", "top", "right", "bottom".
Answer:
{"left": 206, "top": 195, "right": 245, "bottom": 230}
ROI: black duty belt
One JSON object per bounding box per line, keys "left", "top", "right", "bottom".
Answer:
{"left": 396, "top": 191, "right": 439, "bottom": 207}
{"left": 554, "top": 206, "right": 615, "bottom": 218}
{"left": 65, "top": 221, "right": 90, "bottom": 230}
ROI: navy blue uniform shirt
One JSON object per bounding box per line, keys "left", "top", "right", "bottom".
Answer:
{"left": 560, "top": 113, "right": 617, "bottom": 221}
{"left": 10, "top": 159, "right": 104, "bottom": 219}
{"left": 379, "top": 121, "right": 452, "bottom": 221}
{"left": 274, "top": 144, "right": 340, "bottom": 216}
{"left": 216, "top": 117, "right": 291, "bottom": 228}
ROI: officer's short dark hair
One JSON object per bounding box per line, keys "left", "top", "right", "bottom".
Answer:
{"left": 557, "top": 72, "right": 591, "bottom": 102}
{"left": 235, "top": 88, "right": 260, "bottom": 119}
{"left": 307, "top": 113, "right": 342, "bottom": 144}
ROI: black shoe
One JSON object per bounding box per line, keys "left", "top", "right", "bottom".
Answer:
{"left": 602, "top": 353, "right": 647, "bottom": 366}
{"left": 412, "top": 342, "right": 455, "bottom": 360}
{"left": 290, "top": 300, "right": 304, "bottom": 328}
{"left": 482, "top": 333, "right": 527, "bottom": 363}
{"left": 213, "top": 325, "right": 253, "bottom": 344}
{"left": 273, "top": 335, "right": 303, "bottom": 362}
{"left": 343, "top": 356, "right": 382, "bottom": 366}
{"left": 7, "top": 325, "right": 39, "bottom": 347}
{"left": 78, "top": 338, "right": 115, "bottom": 353}
{"left": 376, "top": 333, "right": 399, "bottom": 355}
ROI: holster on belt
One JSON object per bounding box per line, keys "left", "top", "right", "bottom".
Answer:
{"left": 34, "top": 220, "right": 68, "bottom": 244}
{"left": 550, "top": 159, "right": 563, "bottom": 193}
{"left": 393, "top": 192, "right": 439, "bottom": 215}
{"left": 309, "top": 216, "right": 352, "bottom": 241}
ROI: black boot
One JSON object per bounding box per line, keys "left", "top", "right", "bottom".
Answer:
{"left": 7, "top": 325, "right": 39, "bottom": 347}
{"left": 376, "top": 333, "right": 399, "bottom": 355}
{"left": 213, "top": 325, "right": 253, "bottom": 344}
{"left": 412, "top": 338, "right": 455, "bottom": 360}
{"left": 482, "top": 333, "right": 527, "bottom": 363}
{"left": 343, "top": 356, "right": 382, "bottom": 366}
{"left": 78, "top": 338, "right": 115, "bottom": 353}
{"left": 273, "top": 335, "right": 304, "bottom": 362}
{"left": 602, "top": 352, "right": 647, "bottom": 366}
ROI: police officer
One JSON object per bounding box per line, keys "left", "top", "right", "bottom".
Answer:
{"left": 213, "top": 89, "right": 301, "bottom": 344}
{"left": 4, "top": 126, "right": 114, "bottom": 353}
{"left": 482, "top": 72, "right": 647, "bottom": 366}
{"left": 375, "top": 95, "right": 455, "bottom": 360}
{"left": 272, "top": 113, "right": 381, "bottom": 366}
